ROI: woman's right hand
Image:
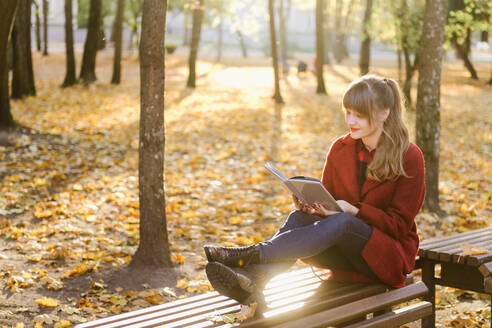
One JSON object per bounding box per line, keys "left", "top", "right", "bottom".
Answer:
{"left": 292, "top": 194, "right": 315, "bottom": 214}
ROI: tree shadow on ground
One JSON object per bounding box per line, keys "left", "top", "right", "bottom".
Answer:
{"left": 326, "top": 65, "right": 354, "bottom": 84}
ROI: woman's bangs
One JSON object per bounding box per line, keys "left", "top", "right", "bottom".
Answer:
{"left": 342, "top": 82, "right": 371, "bottom": 117}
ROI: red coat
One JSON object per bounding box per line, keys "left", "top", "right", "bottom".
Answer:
{"left": 319, "top": 134, "right": 426, "bottom": 287}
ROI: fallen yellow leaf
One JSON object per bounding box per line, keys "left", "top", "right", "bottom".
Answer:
{"left": 461, "top": 243, "right": 488, "bottom": 255}
{"left": 35, "top": 297, "right": 58, "bottom": 307}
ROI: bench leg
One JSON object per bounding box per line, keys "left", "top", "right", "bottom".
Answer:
{"left": 421, "top": 261, "right": 436, "bottom": 328}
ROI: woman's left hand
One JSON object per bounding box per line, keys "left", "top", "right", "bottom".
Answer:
{"left": 335, "top": 200, "right": 359, "bottom": 216}
{"left": 311, "top": 200, "right": 360, "bottom": 217}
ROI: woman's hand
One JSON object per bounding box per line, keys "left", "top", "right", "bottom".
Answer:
{"left": 334, "top": 200, "right": 359, "bottom": 216}
{"left": 292, "top": 194, "right": 315, "bottom": 214}
{"left": 311, "top": 203, "right": 340, "bottom": 217}
{"left": 311, "top": 200, "right": 360, "bottom": 217}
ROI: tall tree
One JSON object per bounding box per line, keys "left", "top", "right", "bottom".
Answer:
{"left": 231, "top": 12, "right": 247, "bottom": 58}
{"left": 392, "top": 0, "right": 424, "bottom": 105}
{"left": 42, "top": 0, "right": 48, "bottom": 55}
{"left": 131, "top": 0, "right": 172, "bottom": 267}
{"left": 79, "top": 0, "right": 102, "bottom": 85}
{"left": 124, "top": 0, "right": 143, "bottom": 54}
{"left": 216, "top": 13, "right": 223, "bottom": 62}
{"left": 11, "top": 0, "right": 36, "bottom": 99}
{"left": 323, "top": 0, "right": 331, "bottom": 64}
{"left": 415, "top": 0, "right": 447, "bottom": 215}
{"left": 183, "top": 11, "right": 190, "bottom": 46}
{"left": 316, "top": 0, "right": 327, "bottom": 94}
{"left": 268, "top": 0, "right": 283, "bottom": 103}
{"left": 236, "top": 29, "right": 247, "bottom": 58}
{"left": 359, "top": 0, "right": 373, "bottom": 75}
{"left": 111, "top": 0, "right": 125, "bottom": 84}
{"left": 446, "top": 0, "right": 488, "bottom": 80}
{"left": 186, "top": 0, "right": 204, "bottom": 88}
{"left": 0, "top": 0, "right": 18, "bottom": 128}
{"left": 62, "top": 0, "right": 77, "bottom": 87}
{"left": 278, "top": 0, "right": 291, "bottom": 60}
{"left": 333, "top": 0, "right": 354, "bottom": 63}
{"left": 33, "top": 0, "right": 42, "bottom": 52}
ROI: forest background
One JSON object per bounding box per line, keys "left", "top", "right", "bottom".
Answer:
{"left": 0, "top": 0, "right": 491, "bottom": 327}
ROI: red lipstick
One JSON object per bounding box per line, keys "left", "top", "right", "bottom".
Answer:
{"left": 350, "top": 127, "right": 360, "bottom": 132}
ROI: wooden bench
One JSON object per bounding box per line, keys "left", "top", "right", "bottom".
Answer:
{"left": 416, "top": 226, "right": 492, "bottom": 328}
{"left": 76, "top": 267, "right": 431, "bottom": 328}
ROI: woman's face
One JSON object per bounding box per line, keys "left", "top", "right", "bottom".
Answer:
{"left": 344, "top": 108, "right": 376, "bottom": 140}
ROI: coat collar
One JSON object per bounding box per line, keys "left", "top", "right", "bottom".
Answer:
{"left": 335, "top": 134, "right": 386, "bottom": 201}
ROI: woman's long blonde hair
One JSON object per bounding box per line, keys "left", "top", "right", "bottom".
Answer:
{"left": 343, "top": 75, "right": 410, "bottom": 182}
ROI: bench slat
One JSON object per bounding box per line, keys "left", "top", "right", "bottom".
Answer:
{"left": 447, "top": 239, "right": 492, "bottom": 264}
{"left": 153, "top": 304, "right": 239, "bottom": 328}
{"left": 418, "top": 227, "right": 492, "bottom": 255}
{"left": 479, "top": 262, "right": 492, "bottom": 277}
{"left": 76, "top": 292, "right": 226, "bottom": 328}
{"left": 485, "top": 277, "right": 492, "bottom": 294}
{"left": 424, "top": 234, "right": 492, "bottom": 262}
{"left": 239, "top": 283, "right": 387, "bottom": 328}
{"left": 88, "top": 298, "right": 239, "bottom": 328}
{"left": 468, "top": 252, "right": 492, "bottom": 267}
{"left": 271, "top": 282, "right": 428, "bottom": 328}
{"left": 343, "top": 301, "right": 433, "bottom": 328}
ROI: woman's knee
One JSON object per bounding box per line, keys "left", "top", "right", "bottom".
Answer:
{"left": 317, "top": 212, "right": 360, "bottom": 234}
{"left": 331, "top": 212, "right": 372, "bottom": 239}
{"left": 284, "top": 210, "right": 316, "bottom": 229}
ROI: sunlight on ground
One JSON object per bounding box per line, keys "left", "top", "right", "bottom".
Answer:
{"left": 1, "top": 51, "right": 490, "bottom": 325}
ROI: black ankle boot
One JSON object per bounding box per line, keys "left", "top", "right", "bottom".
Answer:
{"left": 206, "top": 262, "right": 260, "bottom": 305}
{"left": 204, "top": 244, "right": 260, "bottom": 267}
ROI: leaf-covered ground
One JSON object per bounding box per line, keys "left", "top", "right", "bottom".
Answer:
{"left": 0, "top": 51, "right": 490, "bottom": 327}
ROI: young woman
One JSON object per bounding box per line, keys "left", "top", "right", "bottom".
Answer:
{"left": 204, "top": 75, "right": 426, "bottom": 305}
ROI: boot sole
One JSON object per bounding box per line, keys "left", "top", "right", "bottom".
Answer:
{"left": 203, "top": 246, "right": 213, "bottom": 262}
{"left": 206, "top": 262, "right": 252, "bottom": 304}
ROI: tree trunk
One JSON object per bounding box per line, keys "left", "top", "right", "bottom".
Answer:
{"left": 111, "top": 0, "right": 125, "bottom": 84}
{"left": 42, "top": 0, "right": 48, "bottom": 55}
{"left": 316, "top": 0, "right": 326, "bottom": 94}
{"left": 481, "top": 30, "right": 488, "bottom": 42}
{"left": 359, "top": 0, "right": 373, "bottom": 76}
{"left": 278, "top": 0, "right": 288, "bottom": 60}
{"left": 216, "top": 14, "right": 222, "bottom": 63}
{"left": 415, "top": 0, "right": 447, "bottom": 215}
{"left": 186, "top": 0, "right": 204, "bottom": 88}
{"left": 130, "top": 26, "right": 139, "bottom": 53}
{"left": 333, "top": 0, "right": 346, "bottom": 62}
{"left": 451, "top": 36, "right": 478, "bottom": 80}
{"left": 236, "top": 30, "right": 247, "bottom": 58}
{"left": 397, "top": 47, "right": 402, "bottom": 83}
{"left": 79, "top": 0, "right": 101, "bottom": 85}
{"left": 0, "top": 0, "right": 18, "bottom": 129}
{"left": 402, "top": 47, "right": 419, "bottom": 106}
{"left": 323, "top": 0, "right": 331, "bottom": 65}
{"left": 131, "top": 0, "right": 172, "bottom": 268}
{"left": 11, "top": 0, "right": 36, "bottom": 99}
{"left": 62, "top": 0, "right": 76, "bottom": 87}
{"left": 34, "top": 0, "right": 42, "bottom": 51}
{"left": 97, "top": 27, "right": 106, "bottom": 51}
{"left": 339, "top": 0, "right": 354, "bottom": 60}
{"left": 183, "top": 11, "right": 190, "bottom": 46}
{"left": 268, "top": 0, "right": 283, "bottom": 103}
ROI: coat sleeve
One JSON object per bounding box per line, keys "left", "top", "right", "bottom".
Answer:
{"left": 320, "top": 138, "right": 340, "bottom": 191}
{"left": 356, "top": 145, "right": 426, "bottom": 240}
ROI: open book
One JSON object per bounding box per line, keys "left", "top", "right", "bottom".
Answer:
{"left": 265, "top": 162, "right": 343, "bottom": 212}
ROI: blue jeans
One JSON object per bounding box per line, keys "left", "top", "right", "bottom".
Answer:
{"left": 258, "top": 210, "right": 377, "bottom": 280}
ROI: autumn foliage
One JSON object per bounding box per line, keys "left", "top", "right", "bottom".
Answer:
{"left": 0, "top": 52, "right": 490, "bottom": 326}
